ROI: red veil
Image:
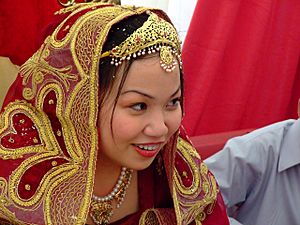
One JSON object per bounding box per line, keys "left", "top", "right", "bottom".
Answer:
{"left": 0, "top": 3, "right": 228, "bottom": 224}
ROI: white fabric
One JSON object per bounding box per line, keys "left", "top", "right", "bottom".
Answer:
{"left": 205, "top": 119, "right": 300, "bottom": 225}
{"left": 167, "top": 0, "right": 197, "bottom": 43}
{"left": 121, "top": 0, "right": 169, "bottom": 11}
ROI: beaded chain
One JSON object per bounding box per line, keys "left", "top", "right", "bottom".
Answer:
{"left": 90, "top": 167, "right": 133, "bottom": 225}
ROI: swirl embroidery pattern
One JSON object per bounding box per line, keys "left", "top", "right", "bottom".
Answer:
{"left": 173, "top": 137, "right": 218, "bottom": 225}
{"left": 20, "top": 44, "right": 77, "bottom": 100}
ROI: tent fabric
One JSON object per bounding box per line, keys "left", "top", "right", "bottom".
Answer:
{"left": 0, "top": 0, "right": 61, "bottom": 65}
{"left": 182, "top": 0, "right": 300, "bottom": 136}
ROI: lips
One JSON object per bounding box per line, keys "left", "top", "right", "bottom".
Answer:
{"left": 133, "top": 143, "right": 162, "bottom": 157}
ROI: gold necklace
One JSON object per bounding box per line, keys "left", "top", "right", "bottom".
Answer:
{"left": 90, "top": 167, "right": 133, "bottom": 225}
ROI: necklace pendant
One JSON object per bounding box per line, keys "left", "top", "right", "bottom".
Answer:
{"left": 90, "top": 200, "right": 113, "bottom": 225}
{"left": 90, "top": 167, "right": 133, "bottom": 224}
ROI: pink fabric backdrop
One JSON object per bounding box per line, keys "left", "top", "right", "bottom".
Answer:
{"left": 182, "top": 0, "right": 300, "bottom": 136}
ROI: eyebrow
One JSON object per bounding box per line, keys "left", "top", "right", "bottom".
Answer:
{"left": 121, "top": 85, "right": 181, "bottom": 99}
{"left": 170, "top": 86, "right": 181, "bottom": 97}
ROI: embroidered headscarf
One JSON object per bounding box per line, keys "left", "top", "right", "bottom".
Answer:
{"left": 0, "top": 3, "right": 219, "bottom": 224}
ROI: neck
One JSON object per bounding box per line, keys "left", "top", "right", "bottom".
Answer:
{"left": 94, "top": 154, "right": 123, "bottom": 197}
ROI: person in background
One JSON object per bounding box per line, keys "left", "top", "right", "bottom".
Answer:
{"left": 205, "top": 100, "right": 300, "bottom": 225}
{"left": 0, "top": 2, "right": 229, "bottom": 224}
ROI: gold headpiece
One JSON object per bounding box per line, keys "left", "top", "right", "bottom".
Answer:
{"left": 58, "top": 0, "right": 121, "bottom": 7}
{"left": 101, "top": 11, "right": 182, "bottom": 72}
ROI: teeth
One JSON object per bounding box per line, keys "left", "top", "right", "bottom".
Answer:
{"left": 136, "top": 144, "right": 159, "bottom": 151}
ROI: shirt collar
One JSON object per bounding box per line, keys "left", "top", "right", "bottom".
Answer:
{"left": 278, "top": 119, "right": 300, "bottom": 172}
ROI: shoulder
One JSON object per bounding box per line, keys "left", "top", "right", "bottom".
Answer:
{"left": 225, "top": 119, "right": 295, "bottom": 155}
{"left": 205, "top": 120, "right": 296, "bottom": 173}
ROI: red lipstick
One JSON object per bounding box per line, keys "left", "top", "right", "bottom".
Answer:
{"left": 133, "top": 143, "right": 162, "bottom": 158}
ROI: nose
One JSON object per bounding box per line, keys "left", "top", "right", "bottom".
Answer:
{"left": 143, "top": 111, "right": 168, "bottom": 138}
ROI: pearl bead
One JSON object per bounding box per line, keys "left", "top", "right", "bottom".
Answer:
{"left": 92, "top": 167, "right": 132, "bottom": 203}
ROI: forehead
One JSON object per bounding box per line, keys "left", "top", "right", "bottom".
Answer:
{"left": 120, "top": 55, "right": 181, "bottom": 92}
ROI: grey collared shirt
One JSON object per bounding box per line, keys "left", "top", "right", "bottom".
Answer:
{"left": 204, "top": 119, "right": 300, "bottom": 225}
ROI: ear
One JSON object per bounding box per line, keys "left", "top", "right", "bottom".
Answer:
{"left": 298, "top": 99, "right": 300, "bottom": 118}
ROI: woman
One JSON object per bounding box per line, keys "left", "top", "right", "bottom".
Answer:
{"left": 0, "top": 2, "right": 229, "bottom": 224}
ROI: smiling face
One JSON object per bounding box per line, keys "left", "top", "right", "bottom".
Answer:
{"left": 98, "top": 55, "right": 182, "bottom": 171}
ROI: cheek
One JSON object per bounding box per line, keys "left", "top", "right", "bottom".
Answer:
{"left": 111, "top": 112, "right": 144, "bottom": 140}
{"left": 167, "top": 110, "right": 182, "bottom": 135}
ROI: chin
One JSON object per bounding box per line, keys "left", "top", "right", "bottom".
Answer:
{"left": 126, "top": 158, "right": 155, "bottom": 171}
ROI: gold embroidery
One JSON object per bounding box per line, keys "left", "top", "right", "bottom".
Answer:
{"left": 33, "top": 137, "right": 39, "bottom": 144}
{"left": 172, "top": 137, "right": 218, "bottom": 225}
{"left": 9, "top": 155, "right": 78, "bottom": 207}
{"left": 24, "top": 184, "right": 31, "bottom": 191}
{"left": 37, "top": 84, "right": 83, "bottom": 163}
{"left": 0, "top": 85, "right": 81, "bottom": 220}
{"left": 196, "top": 211, "right": 206, "bottom": 222}
{"left": 48, "top": 171, "right": 87, "bottom": 224}
{"left": 51, "top": 160, "right": 58, "bottom": 166}
{"left": 0, "top": 102, "right": 47, "bottom": 159}
{"left": 0, "top": 178, "right": 8, "bottom": 206}
{"left": 74, "top": 8, "right": 138, "bottom": 74}
{"left": 63, "top": 25, "right": 70, "bottom": 31}
{"left": 58, "top": 0, "right": 75, "bottom": 7}
{"left": 182, "top": 171, "right": 188, "bottom": 178}
{"left": 0, "top": 178, "right": 23, "bottom": 225}
{"left": 55, "top": 2, "right": 83, "bottom": 15}
{"left": 174, "top": 139, "right": 200, "bottom": 195}
{"left": 20, "top": 44, "right": 77, "bottom": 100}
{"left": 33, "top": 84, "right": 83, "bottom": 222}
{"left": 56, "top": 130, "right": 62, "bottom": 137}
{"left": 139, "top": 209, "right": 161, "bottom": 225}
{"left": 8, "top": 137, "right": 14, "bottom": 143}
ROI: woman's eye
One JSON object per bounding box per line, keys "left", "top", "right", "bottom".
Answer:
{"left": 167, "top": 98, "right": 180, "bottom": 108}
{"left": 131, "top": 103, "right": 147, "bottom": 111}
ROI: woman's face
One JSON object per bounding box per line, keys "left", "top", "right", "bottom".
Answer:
{"left": 98, "top": 55, "right": 182, "bottom": 170}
